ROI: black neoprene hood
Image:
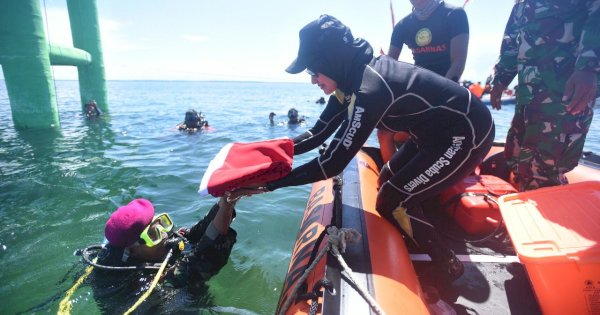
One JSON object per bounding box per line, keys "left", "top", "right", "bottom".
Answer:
{"left": 286, "top": 14, "right": 373, "bottom": 93}
{"left": 286, "top": 15, "right": 353, "bottom": 74}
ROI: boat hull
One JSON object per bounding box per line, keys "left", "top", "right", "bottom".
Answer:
{"left": 278, "top": 145, "right": 600, "bottom": 314}
{"left": 277, "top": 150, "right": 428, "bottom": 315}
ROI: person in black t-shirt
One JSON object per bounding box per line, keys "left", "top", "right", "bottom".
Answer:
{"left": 389, "top": 0, "right": 469, "bottom": 81}
{"left": 383, "top": 0, "right": 470, "bottom": 163}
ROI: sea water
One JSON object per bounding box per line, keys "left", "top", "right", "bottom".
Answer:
{"left": 0, "top": 80, "right": 598, "bottom": 314}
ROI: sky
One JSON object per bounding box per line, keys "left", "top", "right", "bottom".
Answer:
{"left": 8, "top": 0, "right": 515, "bottom": 83}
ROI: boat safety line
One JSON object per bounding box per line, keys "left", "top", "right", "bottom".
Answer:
{"left": 410, "top": 253, "right": 520, "bottom": 263}
{"left": 278, "top": 227, "right": 386, "bottom": 315}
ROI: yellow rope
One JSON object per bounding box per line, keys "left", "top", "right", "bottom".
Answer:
{"left": 58, "top": 248, "right": 171, "bottom": 315}
{"left": 57, "top": 262, "right": 95, "bottom": 315}
{"left": 123, "top": 250, "right": 172, "bottom": 315}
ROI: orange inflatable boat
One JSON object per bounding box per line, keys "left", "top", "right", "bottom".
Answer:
{"left": 277, "top": 144, "right": 600, "bottom": 315}
{"left": 276, "top": 148, "right": 428, "bottom": 315}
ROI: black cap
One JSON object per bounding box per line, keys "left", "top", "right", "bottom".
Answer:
{"left": 286, "top": 15, "right": 353, "bottom": 74}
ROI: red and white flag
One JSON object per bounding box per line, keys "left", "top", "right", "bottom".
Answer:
{"left": 198, "top": 138, "right": 294, "bottom": 197}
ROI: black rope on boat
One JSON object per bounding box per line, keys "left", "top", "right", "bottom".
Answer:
{"left": 294, "top": 176, "right": 344, "bottom": 303}
{"left": 306, "top": 226, "right": 333, "bottom": 269}
{"left": 278, "top": 226, "right": 384, "bottom": 315}
{"left": 332, "top": 176, "right": 343, "bottom": 227}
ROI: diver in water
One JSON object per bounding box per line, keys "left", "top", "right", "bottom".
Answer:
{"left": 269, "top": 112, "right": 276, "bottom": 125}
{"left": 178, "top": 109, "right": 207, "bottom": 132}
{"left": 316, "top": 97, "right": 326, "bottom": 104}
{"left": 85, "top": 100, "right": 102, "bottom": 118}
{"left": 78, "top": 192, "right": 244, "bottom": 313}
{"left": 287, "top": 108, "right": 305, "bottom": 125}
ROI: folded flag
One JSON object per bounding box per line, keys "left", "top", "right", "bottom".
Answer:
{"left": 199, "top": 138, "right": 294, "bottom": 197}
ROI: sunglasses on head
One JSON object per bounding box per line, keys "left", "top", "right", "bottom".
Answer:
{"left": 139, "top": 213, "right": 174, "bottom": 247}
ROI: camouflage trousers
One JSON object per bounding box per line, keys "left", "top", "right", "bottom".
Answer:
{"left": 505, "top": 86, "right": 594, "bottom": 191}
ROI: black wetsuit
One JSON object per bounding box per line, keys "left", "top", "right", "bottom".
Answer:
{"left": 91, "top": 204, "right": 236, "bottom": 313}
{"left": 271, "top": 56, "right": 495, "bottom": 257}
{"left": 390, "top": 2, "right": 469, "bottom": 78}
{"left": 276, "top": 15, "right": 493, "bottom": 267}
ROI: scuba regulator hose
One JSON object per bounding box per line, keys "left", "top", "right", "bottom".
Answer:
{"left": 80, "top": 244, "right": 162, "bottom": 271}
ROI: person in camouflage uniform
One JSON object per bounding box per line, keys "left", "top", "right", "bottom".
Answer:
{"left": 490, "top": 0, "right": 599, "bottom": 191}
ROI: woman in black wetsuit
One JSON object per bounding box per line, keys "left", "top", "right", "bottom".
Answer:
{"left": 262, "top": 15, "right": 494, "bottom": 281}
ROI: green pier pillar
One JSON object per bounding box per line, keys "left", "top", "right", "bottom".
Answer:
{"left": 67, "top": 0, "right": 108, "bottom": 113}
{"left": 0, "top": 0, "right": 60, "bottom": 129}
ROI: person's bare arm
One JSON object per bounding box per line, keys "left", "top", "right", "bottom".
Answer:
{"left": 388, "top": 44, "right": 402, "bottom": 60}
{"left": 445, "top": 33, "right": 469, "bottom": 82}
{"left": 212, "top": 190, "right": 255, "bottom": 235}
{"left": 212, "top": 196, "right": 235, "bottom": 235}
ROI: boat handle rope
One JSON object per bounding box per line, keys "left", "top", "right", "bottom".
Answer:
{"left": 278, "top": 226, "right": 386, "bottom": 315}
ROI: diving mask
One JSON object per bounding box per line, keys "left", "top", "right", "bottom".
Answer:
{"left": 139, "top": 213, "right": 174, "bottom": 247}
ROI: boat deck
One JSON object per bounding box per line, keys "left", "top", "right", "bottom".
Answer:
{"left": 360, "top": 146, "right": 543, "bottom": 314}
{"left": 412, "top": 201, "right": 542, "bottom": 315}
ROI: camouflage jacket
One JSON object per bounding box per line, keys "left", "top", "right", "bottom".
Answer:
{"left": 492, "top": 0, "right": 600, "bottom": 87}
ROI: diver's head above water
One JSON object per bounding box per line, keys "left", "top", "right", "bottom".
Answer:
{"left": 269, "top": 112, "right": 276, "bottom": 125}
{"left": 287, "top": 108, "right": 299, "bottom": 124}
{"left": 180, "top": 109, "right": 206, "bottom": 131}
{"left": 104, "top": 198, "right": 173, "bottom": 263}
{"left": 85, "top": 100, "right": 102, "bottom": 118}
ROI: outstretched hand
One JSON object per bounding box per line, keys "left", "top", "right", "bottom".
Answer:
{"left": 219, "top": 186, "right": 269, "bottom": 207}
{"left": 231, "top": 187, "right": 269, "bottom": 197}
